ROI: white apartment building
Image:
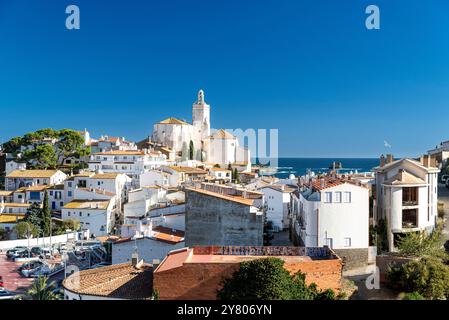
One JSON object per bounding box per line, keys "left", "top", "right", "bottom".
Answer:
{"left": 62, "top": 199, "right": 116, "bottom": 237}
{"left": 65, "top": 172, "right": 130, "bottom": 211}
{"left": 124, "top": 186, "right": 167, "bottom": 220}
{"left": 139, "top": 170, "right": 171, "bottom": 188}
{"left": 5, "top": 161, "right": 26, "bottom": 176}
{"left": 293, "top": 178, "right": 369, "bottom": 251}
{"left": 373, "top": 155, "right": 439, "bottom": 251}
{"left": 5, "top": 170, "right": 67, "bottom": 191}
{"left": 207, "top": 167, "right": 232, "bottom": 182}
{"left": 88, "top": 150, "right": 167, "bottom": 187}
{"left": 260, "top": 184, "right": 296, "bottom": 232}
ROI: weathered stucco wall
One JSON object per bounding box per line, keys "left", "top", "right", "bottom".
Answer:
{"left": 185, "top": 190, "right": 264, "bottom": 246}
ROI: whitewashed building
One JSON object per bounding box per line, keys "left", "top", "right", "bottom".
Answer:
{"left": 5, "top": 161, "right": 26, "bottom": 176}
{"left": 260, "top": 184, "right": 296, "bottom": 232}
{"left": 62, "top": 199, "right": 116, "bottom": 237}
{"left": 112, "top": 226, "right": 185, "bottom": 265}
{"left": 5, "top": 170, "right": 67, "bottom": 191}
{"left": 292, "top": 176, "right": 370, "bottom": 267}
{"left": 88, "top": 150, "right": 167, "bottom": 187}
{"left": 124, "top": 186, "right": 167, "bottom": 220}
{"left": 373, "top": 154, "right": 439, "bottom": 251}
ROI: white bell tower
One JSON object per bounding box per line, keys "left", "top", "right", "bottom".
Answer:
{"left": 192, "top": 89, "right": 211, "bottom": 140}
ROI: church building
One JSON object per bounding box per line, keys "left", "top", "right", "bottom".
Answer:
{"left": 151, "top": 90, "right": 250, "bottom": 169}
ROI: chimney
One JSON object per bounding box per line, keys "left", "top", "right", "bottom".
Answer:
{"left": 380, "top": 154, "right": 386, "bottom": 167}
{"left": 131, "top": 251, "right": 139, "bottom": 267}
{"left": 320, "top": 178, "right": 325, "bottom": 188}
{"left": 399, "top": 169, "right": 406, "bottom": 181}
{"left": 386, "top": 154, "right": 393, "bottom": 164}
{"left": 422, "top": 155, "right": 430, "bottom": 168}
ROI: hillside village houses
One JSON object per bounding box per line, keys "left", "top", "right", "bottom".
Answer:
{"left": 6, "top": 89, "right": 449, "bottom": 301}
{"left": 373, "top": 154, "right": 440, "bottom": 252}
{"left": 88, "top": 150, "right": 167, "bottom": 188}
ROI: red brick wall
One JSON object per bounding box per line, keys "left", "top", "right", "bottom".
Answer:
{"left": 154, "top": 259, "right": 342, "bottom": 300}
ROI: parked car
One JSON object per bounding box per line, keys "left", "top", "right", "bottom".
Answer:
{"left": 441, "top": 174, "right": 449, "bottom": 183}
{"left": 24, "top": 262, "right": 64, "bottom": 278}
{"left": 6, "top": 247, "right": 28, "bottom": 259}
{"left": 0, "top": 289, "right": 16, "bottom": 300}
{"left": 10, "top": 250, "right": 32, "bottom": 261}
{"left": 0, "top": 275, "right": 4, "bottom": 288}
{"left": 446, "top": 179, "right": 449, "bottom": 189}
{"left": 18, "top": 260, "right": 43, "bottom": 273}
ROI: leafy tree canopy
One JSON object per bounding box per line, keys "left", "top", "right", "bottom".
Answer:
{"left": 388, "top": 256, "right": 449, "bottom": 300}
{"left": 2, "top": 128, "right": 90, "bottom": 168}
{"left": 14, "top": 221, "right": 39, "bottom": 239}
{"left": 217, "top": 258, "right": 340, "bottom": 300}
{"left": 397, "top": 225, "right": 447, "bottom": 259}
{"left": 27, "top": 276, "right": 59, "bottom": 300}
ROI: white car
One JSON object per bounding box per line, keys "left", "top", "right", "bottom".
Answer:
{"left": 0, "top": 289, "right": 16, "bottom": 300}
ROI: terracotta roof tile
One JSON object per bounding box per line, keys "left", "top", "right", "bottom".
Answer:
{"left": 63, "top": 262, "right": 153, "bottom": 299}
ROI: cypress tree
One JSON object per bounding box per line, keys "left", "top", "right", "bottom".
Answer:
{"left": 41, "top": 191, "right": 51, "bottom": 237}
{"left": 189, "top": 140, "right": 194, "bottom": 160}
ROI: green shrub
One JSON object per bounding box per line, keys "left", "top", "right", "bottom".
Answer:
{"left": 387, "top": 257, "right": 449, "bottom": 300}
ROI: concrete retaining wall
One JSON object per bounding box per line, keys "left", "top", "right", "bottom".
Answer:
{"left": 0, "top": 232, "right": 78, "bottom": 252}
{"left": 334, "top": 248, "right": 369, "bottom": 270}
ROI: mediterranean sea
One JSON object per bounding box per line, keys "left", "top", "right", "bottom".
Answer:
{"left": 260, "top": 158, "right": 380, "bottom": 179}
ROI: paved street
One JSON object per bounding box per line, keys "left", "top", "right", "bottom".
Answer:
{"left": 0, "top": 254, "right": 34, "bottom": 293}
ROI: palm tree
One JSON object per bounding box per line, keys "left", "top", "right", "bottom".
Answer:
{"left": 27, "top": 276, "right": 59, "bottom": 300}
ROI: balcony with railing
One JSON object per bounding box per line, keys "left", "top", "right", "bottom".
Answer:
{"left": 402, "top": 187, "right": 418, "bottom": 207}
{"left": 402, "top": 208, "right": 418, "bottom": 229}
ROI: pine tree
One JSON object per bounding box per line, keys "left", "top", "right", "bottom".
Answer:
{"left": 25, "top": 203, "right": 43, "bottom": 236}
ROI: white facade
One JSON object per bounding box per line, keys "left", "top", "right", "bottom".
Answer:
{"left": 374, "top": 157, "right": 439, "bottom": 251}
{"left": 294, "top": 182, "right": 369, "bottom": 250}
{"left": 260, "top": 185, "right": 295, "bottom": 232}
{"left": 151, "top": 90, "right": 209, "bottom": 154}
{"left": 112, "top": 237, "right": 184, "bottom": 265}
{"left": 203, "top": 129, "right": 250, "bottom": 168}
{"left": 62, "top": 199, "right": 116, "bottom": 237}
{"left": 88, "top": 150, "right": 167, "bottom": 187}
{"left": 150, "top": 90, "right": 251, "bottom": 169}
{"left": 5, "top": 161, "right": 26, "bottom": 176}
{"left": 5, "top": 170, "right": 67, "bottom": 191}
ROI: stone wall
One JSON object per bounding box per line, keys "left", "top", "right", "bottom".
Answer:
{"left": 334, "top": 248, "right": 369, "bottom": 270}
{"left": 185, "top": 190, "right": 264, "bottom": 246}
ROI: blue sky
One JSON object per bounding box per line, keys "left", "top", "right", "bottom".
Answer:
{"left": 1, "top": 0, "right": 449, "bottom": 157}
